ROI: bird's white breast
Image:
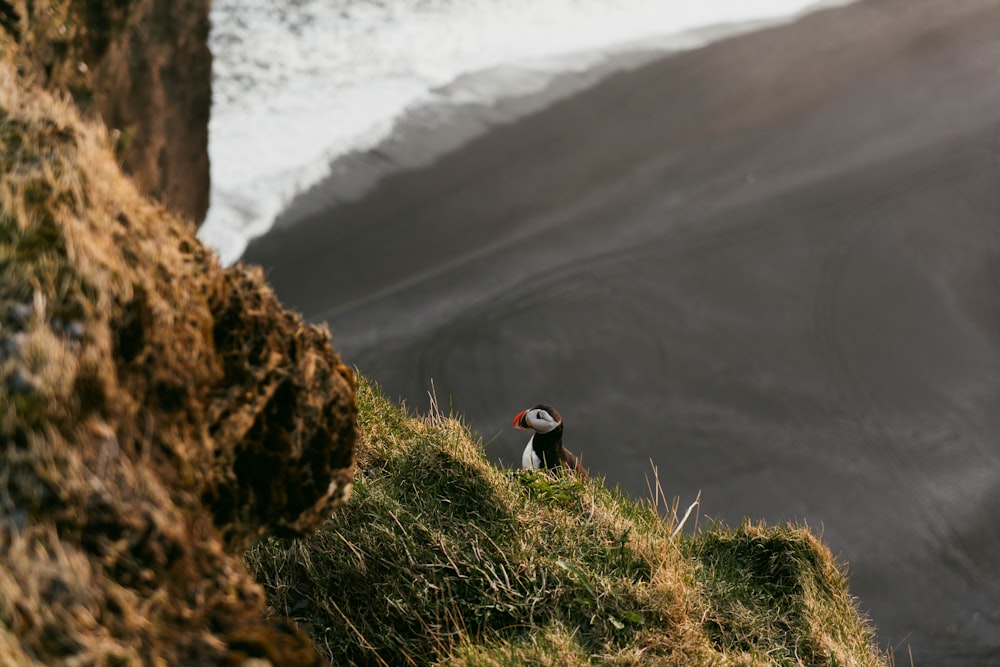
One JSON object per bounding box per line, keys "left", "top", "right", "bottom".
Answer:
{"left": 522, "top": 436, "right": 541, "bottom": 469}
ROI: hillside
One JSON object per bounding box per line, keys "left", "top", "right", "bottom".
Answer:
{"left": 0, "top": 64, "right": 354, "bottom": 664}
{"left": 248, "top": 380, "right": 888, "bottom": 666}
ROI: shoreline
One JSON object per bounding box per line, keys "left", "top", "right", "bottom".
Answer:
{"left": 269, "top": 5, "right": 852, "bottom": 237}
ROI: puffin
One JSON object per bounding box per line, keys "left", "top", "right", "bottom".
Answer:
{"left": 512, "top": 404, "right": 587, "bottom": 477}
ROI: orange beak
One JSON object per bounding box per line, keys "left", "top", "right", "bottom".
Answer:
{"left": 512, "top": 410, "right": 529, "bottom": 429}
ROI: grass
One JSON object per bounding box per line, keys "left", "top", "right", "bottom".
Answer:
{"left": 246, "top": 379, "right": 888, "bottom": 666}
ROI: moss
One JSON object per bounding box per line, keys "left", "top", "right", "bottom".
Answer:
{"left": 247, "top": 379, "right": 887, "bottom": 666}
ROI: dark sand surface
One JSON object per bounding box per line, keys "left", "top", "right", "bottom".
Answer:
{"left": 244, "top": 0, "right": 1000, "bottom": 662}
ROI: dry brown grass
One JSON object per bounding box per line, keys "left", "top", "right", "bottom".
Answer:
{"left": 1, "top": 63, "right": 355, "bottom": 665}
{"left": 0, "top": 1, "right": 134, "bottom": 106}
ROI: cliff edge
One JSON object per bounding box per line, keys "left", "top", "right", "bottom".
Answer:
{"left": 0, "top": 0, "right": 211, "bottom": 224}
{"left": 0, "top": 66, "right": 355, "bottom": 664}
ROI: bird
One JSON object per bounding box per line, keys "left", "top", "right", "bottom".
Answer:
{"left": 512, "top": 404, "right": 587, "bottom": 477}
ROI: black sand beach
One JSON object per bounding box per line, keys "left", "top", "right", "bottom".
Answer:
{"left": 244, "top": 0, "right": 1000, "bottom": 662}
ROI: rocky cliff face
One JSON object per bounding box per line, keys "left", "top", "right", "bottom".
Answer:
{"left": 90, "top": 0, "right": 212, "bottom": 225}
{"left": 0, "top": 0, "right": 212, "bottom": 224}
{"left": 0, "top": 66, "right": 354, "bottom": 664}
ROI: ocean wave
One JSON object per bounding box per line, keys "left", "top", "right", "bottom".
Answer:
{"left": 199, "top": 0, "right": 851, "bottom": 265}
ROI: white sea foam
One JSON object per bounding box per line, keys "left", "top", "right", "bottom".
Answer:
{"left": 199, "top": 0, "right": 853, "bottom": 265}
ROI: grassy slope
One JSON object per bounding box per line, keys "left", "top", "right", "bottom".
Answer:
{"left": 247, "top": 380, "right": 887, "bottom": 666}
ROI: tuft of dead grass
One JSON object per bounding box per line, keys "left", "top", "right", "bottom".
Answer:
{"left": 247, "top": 379, "right": 888, "bottom": 666}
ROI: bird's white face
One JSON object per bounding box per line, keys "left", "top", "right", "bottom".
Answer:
{"left": 524, "top": 408, "right": 560, "bottom": 433}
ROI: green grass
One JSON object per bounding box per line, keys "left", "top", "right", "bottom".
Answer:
{"left": 245, "top": 379, "right": 886, "bottom": 666}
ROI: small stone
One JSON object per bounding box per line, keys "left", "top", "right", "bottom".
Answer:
{"left": 6, "top": 509, "right": 27, "bottom": 532}
{"left": 4, "top": 332, "right": 28, "bottom": 356}
{"left": 8, "top": 366, "right": 36, "bottom": 394}
{"left": 65, "top": 321, "right": 85, "bottom": 340}
{"left": 9, "top": 303, "right": 32, "bottom": 327}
